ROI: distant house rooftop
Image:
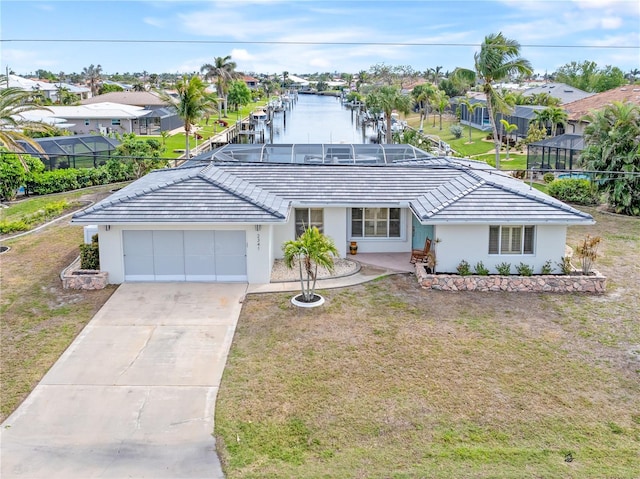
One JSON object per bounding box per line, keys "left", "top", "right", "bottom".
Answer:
{"left": 80, "top": 91, "right": 169, "bottom": 108}
{"left": 564, "top": 86, "right": 640, "bottom": 121}
{"left": 523, "top": 82, "right": 593, "bottom": 105}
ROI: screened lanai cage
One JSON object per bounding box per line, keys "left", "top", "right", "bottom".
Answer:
{"left": 189, "top": 143, "right": 436, "bottom": 165}
{"left": 526, "top": 134, "right": 585, "bottom": 172}
{"left": 17, "top": 134, "right": 121, "bottom": 170}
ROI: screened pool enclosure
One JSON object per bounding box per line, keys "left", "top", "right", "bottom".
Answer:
{"left": 17, "top": 135, "right": 121, "bottom": 170}
{"left": 526, "top": 134, "right": 585, "bottom": 172}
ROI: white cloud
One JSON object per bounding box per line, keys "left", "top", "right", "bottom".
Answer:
{"left": 230, "top": 48, "right": 255, "bottom": 61}
{"left": 600, "top": 16, "right": 622, "bottom": 29}
{"left": 143, "top": 17, "right": 166, "bottom": 28}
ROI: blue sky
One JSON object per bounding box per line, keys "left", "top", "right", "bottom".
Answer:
{"left": 2, "top": 0, "right": 639, "bottom": 77}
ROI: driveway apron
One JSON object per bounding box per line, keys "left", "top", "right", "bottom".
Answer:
{"left": 1, "top": 282, "right": 247, "bottom": 479}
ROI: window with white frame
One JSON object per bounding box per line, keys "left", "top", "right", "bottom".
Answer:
{"left": 111, "top": 119, "right": 121, "bottom": 126}
{"left": 295, "top": 208, "right": 323, "bottom": 237}
{"left": 489, "top": 225, "right": 535, "bottom": 254}
{"left": 351, "top": 208, "right": 401, "bottom": 238}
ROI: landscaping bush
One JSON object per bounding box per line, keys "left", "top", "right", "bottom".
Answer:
{"left": 543, "top": 172, "right": 556, "bottom": 184}
{"left": 516, "top": 262, "right": 534, "bottom": 276}
{"left": 474, "top": 261, "right": 489, "bottom": 275}
{"left": 496, "top": 262, "right": 511, "bottom": 275}
{"left": 456, "top": 260, "right": 471, "bottom": 276}
{"left": 449, "top": 124, "right": 463, "bottom": 139}
{"left": 541, "top": 259, "right": 554, "bottom": 275}
{"left": 557, "top": 256, "right": 573, "bottom": 275}
{"left": 548, "top": 179, "right": 599, "bottom": 205}
{"left": 27, "top": 169, "right": 81, "bottom": 195}
{"left": 80, "top": 234, "right": 100, "bottom": 270}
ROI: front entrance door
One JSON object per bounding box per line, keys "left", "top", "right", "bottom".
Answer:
{"left": 412, "top": 216, "right": 433, "bottom": 249}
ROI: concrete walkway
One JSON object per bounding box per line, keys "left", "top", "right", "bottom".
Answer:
{"left": 1, "top": 282, "right": 247, "bottom": 479}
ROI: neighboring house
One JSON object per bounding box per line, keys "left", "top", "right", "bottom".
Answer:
{"left": 71, "top": 144, "right": 594, "bottom": 284}
{"left": 242, "top": 75, "right": 259, "bottom": 89}
{"left": 4, "top": 74, "right": 91, "bottom": 101}
{"left": 522, "top": 82, "right": 593, "bottom": 105}
{"left": 27, "top": 102, "right": 180, "bottom": 136}
{"left": 81, "top": 92, "right": 181, "bottom": 134}
{"left": 80, "top": 91, "right": 169, "bottom": 109}
{"left": 458, "top": 98, "right": 545, "bottom": 139}
{"left": 563, "top": 86, "right": 640, "bottom": 135}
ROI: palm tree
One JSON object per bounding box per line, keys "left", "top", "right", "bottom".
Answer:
{"left": 366, "top": 86, "right": 412, "bottom": 144}
{"left": 435, "top": 90, "right": 450, "bottom": 130}
{"left": 200, "top": 55, "right": 239, "bottom": 118}
{"left": 459, "top": 98, "right": 482, "bottom": 143}
{"left": 499, "top": 119, "right": 518, "bottom": 160}
{"left": 0, "top": 79, "right": 53, "bottom": 165}
{"left": 545, "top": 106, "right": 568, "bottom": 137}
{"left": 412, "top": 83, "right": 435, "bottom": 132}
{"left": 283, "top": 226, "right": 339, "bottom": 303}
{"left": 82, "top": 64, "right": 102, "bottom": 97}
{"left": 159, "top": 75, "right": 208, "bottom": 158}
{"left": 356, "top": 70, "right": 369, "bottom": 92}
{"left": 453, "top": 32, "right": 532, "bottom": 169}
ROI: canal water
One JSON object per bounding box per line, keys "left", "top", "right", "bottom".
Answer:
{"left": 266, "top": 94, "right": 378, "bottom": 144}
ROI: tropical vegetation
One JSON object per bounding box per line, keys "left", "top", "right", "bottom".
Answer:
{"left": 282, "top": 226, "right": 338, "bottom": 303}
{"left": 581, "top": 101, "right": 640, "bottom": 215}
{"left": 365, "top": 86, "right": 412, "bottom": 143}
{"left": 453, "top": 32, "right": 533, "bottom": 168}
{"left": 201, "top": 55, "right": 241, "bottom": 118}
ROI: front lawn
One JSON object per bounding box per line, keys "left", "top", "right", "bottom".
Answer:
{"left": 0, "top": 186, "right": 117, "bottom": 421}
{"left": 215, "top": 208, "right": 640, "bottom": 478}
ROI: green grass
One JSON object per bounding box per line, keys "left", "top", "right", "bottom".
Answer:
{"left": 215, "top": 209, "right": 640, "bottom": 478}
{"left": 1, "top": 186, "right": 118, "bottom": 420}
{"left": 154, "top": 100, "right": 269, "bottom": 159}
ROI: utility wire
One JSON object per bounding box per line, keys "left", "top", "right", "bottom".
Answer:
{"left": 2, "top": 39, "right": 638, "bottom": 49}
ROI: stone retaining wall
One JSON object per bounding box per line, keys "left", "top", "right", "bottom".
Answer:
{"left": 62, "top": 269, "right": 109, "bottom": 290}
{"left": 415, "top": 265, "right": 606, "bottom": 293}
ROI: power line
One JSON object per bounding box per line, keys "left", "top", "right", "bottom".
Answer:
{"left": 2, "top": 39, "right": 638, "bottom": 49}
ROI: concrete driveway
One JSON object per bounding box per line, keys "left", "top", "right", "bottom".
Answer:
{"left": 1, "top": 282, "right": 247, "bottom": 479}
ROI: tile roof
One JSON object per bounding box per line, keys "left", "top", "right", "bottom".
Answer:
{"left": 80, "top": 91, "right": 169, "bottom": 107}
{"left": 564, "top": 86, "right": 640, "bottom": 121}
{"left": 73, "top": 159, "right": 594, "bottom": 226}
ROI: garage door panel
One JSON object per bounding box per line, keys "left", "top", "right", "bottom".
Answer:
{"left": 123, "top": 229, "right": 246, "bottom": 282}
{"left": 153, "top": 231, "right": 185, "bottom": 280}
{"left": 123, "top": 231, "right": 154, "bottom": 281}
{"left": 215, "top": 231, "right": 247, "bottom": 281}
{"left": 184, "top": 231, "right": 216, "bottom": 280}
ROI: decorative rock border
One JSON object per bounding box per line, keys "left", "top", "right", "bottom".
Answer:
{"left": 415, "top": 264, "right": 606, "bottom": 294}
{"left": 62, "top": 269, "right": 109, "bottom": 290}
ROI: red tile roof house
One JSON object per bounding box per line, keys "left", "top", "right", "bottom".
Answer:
{"left": 72, "top": 144, "right": 598, "bottom": 292}
{"left": 563, "top": 85, "right": 640, "bottom": 136}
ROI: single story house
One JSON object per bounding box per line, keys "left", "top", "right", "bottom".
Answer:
{"left": 72, "top": 144, "right": 594, "bottom": 284}
{"left": 458, "top": 98, "right": 548, "bottom": 139}
{"left": 4, "top": 74, "right": 91, "bottom": 101}
{"left": 28, "top": 102, "right": 180, "bottom": 136}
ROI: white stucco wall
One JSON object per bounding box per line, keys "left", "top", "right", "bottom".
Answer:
{"left": 271, "top": 207, "right": 412, "bottom": 258}
{"left": 434, "top": 224, "right": 567, "bottom": 274}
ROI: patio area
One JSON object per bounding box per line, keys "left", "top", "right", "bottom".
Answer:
{"left": 348, "top": 252, "right": 415, "bottom": 273}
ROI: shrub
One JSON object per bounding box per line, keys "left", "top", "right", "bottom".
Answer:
{"left": 557, "top": 256, "right": 573, "bottom": 275}
{"left": 541, "top": 259, "right": 554, "bottom": 275}
{"left": 496, "top": 262, "right": 511, "bottom": 275}
{"left": 27, "top": 169, "right": 81, "bottom": 195}
{"left": 0, "top": 150, "right": 26, "bottom": 201}
{"left": 80, "top": 234, "right": 100, "bottom": 270}
{"left": 516, "top": 262, "right": 534, "bottom": 276}
{"left": 474, "top": 261, "right": 489, "bottom": 275}
{"left": 543, "top": 172, "right": 555, "bottom": 184}
{"left": 548, "top": 179, "right": 599, "bottom": 205}
{"left": 450, "top": 124, "right": 463, "bottom": 139}
{"left": 456, "top": 260, "right": 471, "bottom": 276}
{"left": 511, "top": 170, "right": 526, "bottom": 179}
{"left": 0, "top": 219, "right": 30, "bottom": 234}
{"left": 575, "top": 235, "right": 601, "bottom": 275}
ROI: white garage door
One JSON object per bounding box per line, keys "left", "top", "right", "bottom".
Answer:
{"left": 123, "top": 230, "right": 247, "bottom": 282}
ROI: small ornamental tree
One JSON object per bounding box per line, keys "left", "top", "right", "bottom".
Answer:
{"left": 282, "top": 226, "right": 339, "bottom": 303}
